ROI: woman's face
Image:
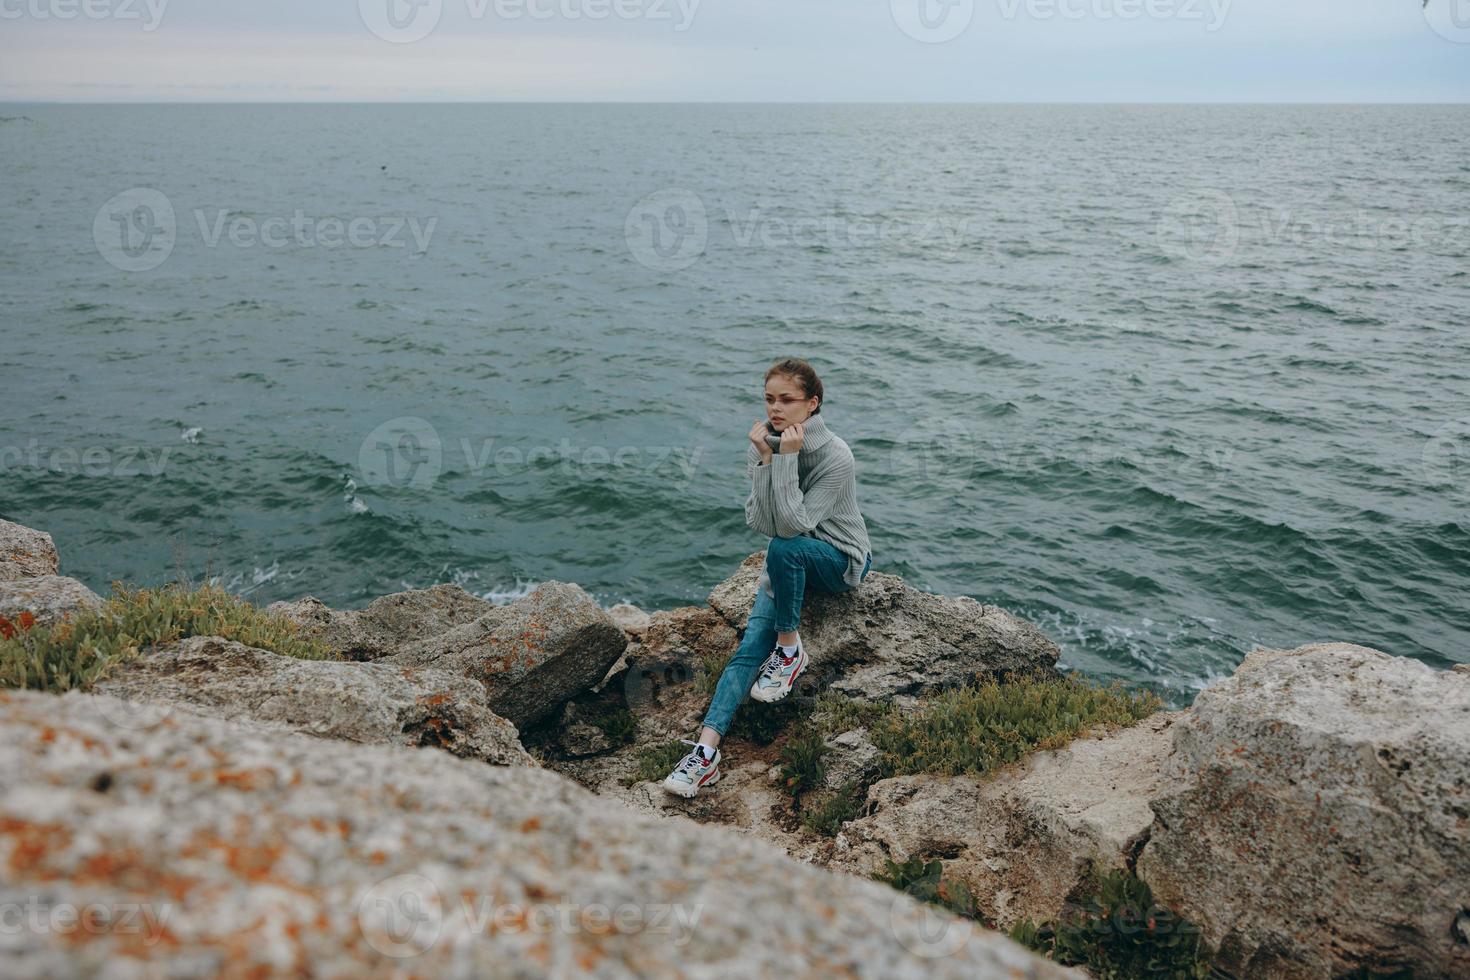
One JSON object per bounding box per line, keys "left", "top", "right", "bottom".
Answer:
{"left": 765, "top": 375, "right": 816, "bottom": 428}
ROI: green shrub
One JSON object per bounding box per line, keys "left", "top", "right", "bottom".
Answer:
{"left": 729, "top": 696, "right": 806, "bottom": 744}
{"left": 1010, "top": 869, "right": 1212, "bottom": 979}
{"left": 625, "top": 740, "right": 690, "bottom": 786}
{"left": 0, "top": 581, "right": 340, "bottom": 692}
{"left": 695, "top": 649, "right": 730, "bottom": 699}
{"left": 869, "top": 672, "right": 1161, "bottom": 778}
{"left": 801, "top": 777, "right": 864, "bottom": 836}
{"left": 777, "top": 727, "right": 827, "bottom": 797}
{"left": 593, "top": 707, "right": 638, "bottom": 747}
{"left": 808, "top": 690, "right": 895, "bottom": 738}
{"left": 872, "top": 855, "right": 982, "bottom": 921}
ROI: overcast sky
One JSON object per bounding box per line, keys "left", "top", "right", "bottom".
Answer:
{"left": 1, "top": 0, "right": 1467, "bottom": 102}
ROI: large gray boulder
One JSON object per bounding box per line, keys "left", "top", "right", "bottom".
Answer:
{"left": 93, "top": 635, "right": 536, "bottom": 767}
{"left": 706, "top": 552, "right": 1061, "bottom": 704}
{"left": 0, "top": 518, "right": 59, "bottom": 581}
{"left": 385, "top": 581, "right": 628, "bottom": 730}
{"left": 829, "top": 711, "right": 1183, "bottom": 929}
{"left": 0, "top": 687, "right": 1076, "bottom": 979}
{"left": 1136, "top": 643, "right": 1470, "bottom": 979}
{"left": 0, "top": 575, "right": 105, "bottom": 628}
{"left": 265, "top": 583, "right": 495, "bottom": 661}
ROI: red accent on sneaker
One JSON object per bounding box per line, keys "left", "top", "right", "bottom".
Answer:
{"left": 698, "top": 767, "right": 718, "bottom": 785}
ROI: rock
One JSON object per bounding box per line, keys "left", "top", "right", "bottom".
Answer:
{"left": 93, "top": 635, "right": 535, "bottom": 767}
{"left": 265, "top": 583, "right": 495, "bottom": 661}
{"left": 538, "top": 561, "right": 1064, "bottom": 865}
{"left": 823, "top": 728, "right": 883, "bottom": 791}
{"left": 830, "top": 712, "right": 1182, "bottom": 930}
{"left": 1453, "top": 663, "right": 1470, "bottom": 675}
{"left": 0, "top": 575, "right": 105, "bottom": 628}
{"left": 614, "top": 605, "right": 740, "bottom": 739}
{"left": 606, "top": 602, "right": 651, "bottom": 640}
{"left": 561, "top": 722, "right": 611, "bottom": 757}
{"left": 708, "top": 552, "right": 1061, "bottom": 704}
{"left": 384, "top": 581, "right": 628, "bottom": 730}
{"left": 0, "top": 687, "right": 1076, "bottom": 979}
{"left": 1136, "top": 643, "right": 1470, "bottom": 979}
{"left": 0, "top": 518, "right": 59, "bottom": 582}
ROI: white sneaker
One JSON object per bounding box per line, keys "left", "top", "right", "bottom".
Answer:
{"left": 749, "top": 640, "right": 808, "bottom": 703}
{"left": 661, "top": 738, "right": 722, "bottom": 798}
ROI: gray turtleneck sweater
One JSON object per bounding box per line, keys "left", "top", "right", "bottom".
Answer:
{"left": 745, "top": 412, "right": 872, "bottom": 599}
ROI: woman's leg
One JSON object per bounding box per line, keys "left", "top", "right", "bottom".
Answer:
{"left": 767, "top": 535, "right": 854, "bottom": 641}
{"left": 698, "top": 585, "right": 778, "bottom": 745}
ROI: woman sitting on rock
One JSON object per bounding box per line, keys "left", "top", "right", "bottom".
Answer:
{"left": 664, "top": 357, "right": 873, "bottom": 798}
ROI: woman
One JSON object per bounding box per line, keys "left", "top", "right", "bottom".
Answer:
{"left": 663, "top": 357, "right": 873, "bottom": 798}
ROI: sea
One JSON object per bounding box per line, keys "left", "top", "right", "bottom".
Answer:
{"left": 2, "top": 103, "right": 1467, "bottom": 703}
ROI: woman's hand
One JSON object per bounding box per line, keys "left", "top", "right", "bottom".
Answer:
{"left": 748, "top": 420, "right": 774, "bottom": 462}
{"left": 779, "top": 421, "right": 804, "bottom": 455}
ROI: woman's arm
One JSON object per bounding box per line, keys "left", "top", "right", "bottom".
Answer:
{"left": 766, "top": 447, "right": 853, "bottom": 539}
{"left": 745, "top": 441, "right": 780, "bottom": 537}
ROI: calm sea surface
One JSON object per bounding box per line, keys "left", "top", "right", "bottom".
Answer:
{"left": 2, "top": 104, "right": 1467, "bottom": 701}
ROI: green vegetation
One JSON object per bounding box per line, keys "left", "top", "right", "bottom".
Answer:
{"left": 592, "top": 707, "right": 638, "bottom": 747}
{"left": 873, "top": 855, "right": 985, "bottom": 922}
{"left": 866, "top": 672, "right": 1161, "bottom": 778}
{"left": 800, "top": 777, "right": 864, "bottom": 836}
{"left": 777, "top": 727, "right": 827, "bottom": 797}
{"left": 0, "top": 581, "right": 340, "bottom": 692}
{"left": 625, "top": 740, "right": 690, "bottom": 786}
{"left": 1010, "top": 869, "right": 1213, "bottom": 979}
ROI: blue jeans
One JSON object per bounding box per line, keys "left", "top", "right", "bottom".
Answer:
{"left": 701, "top": 537, "right": 872, "bottom": 737}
